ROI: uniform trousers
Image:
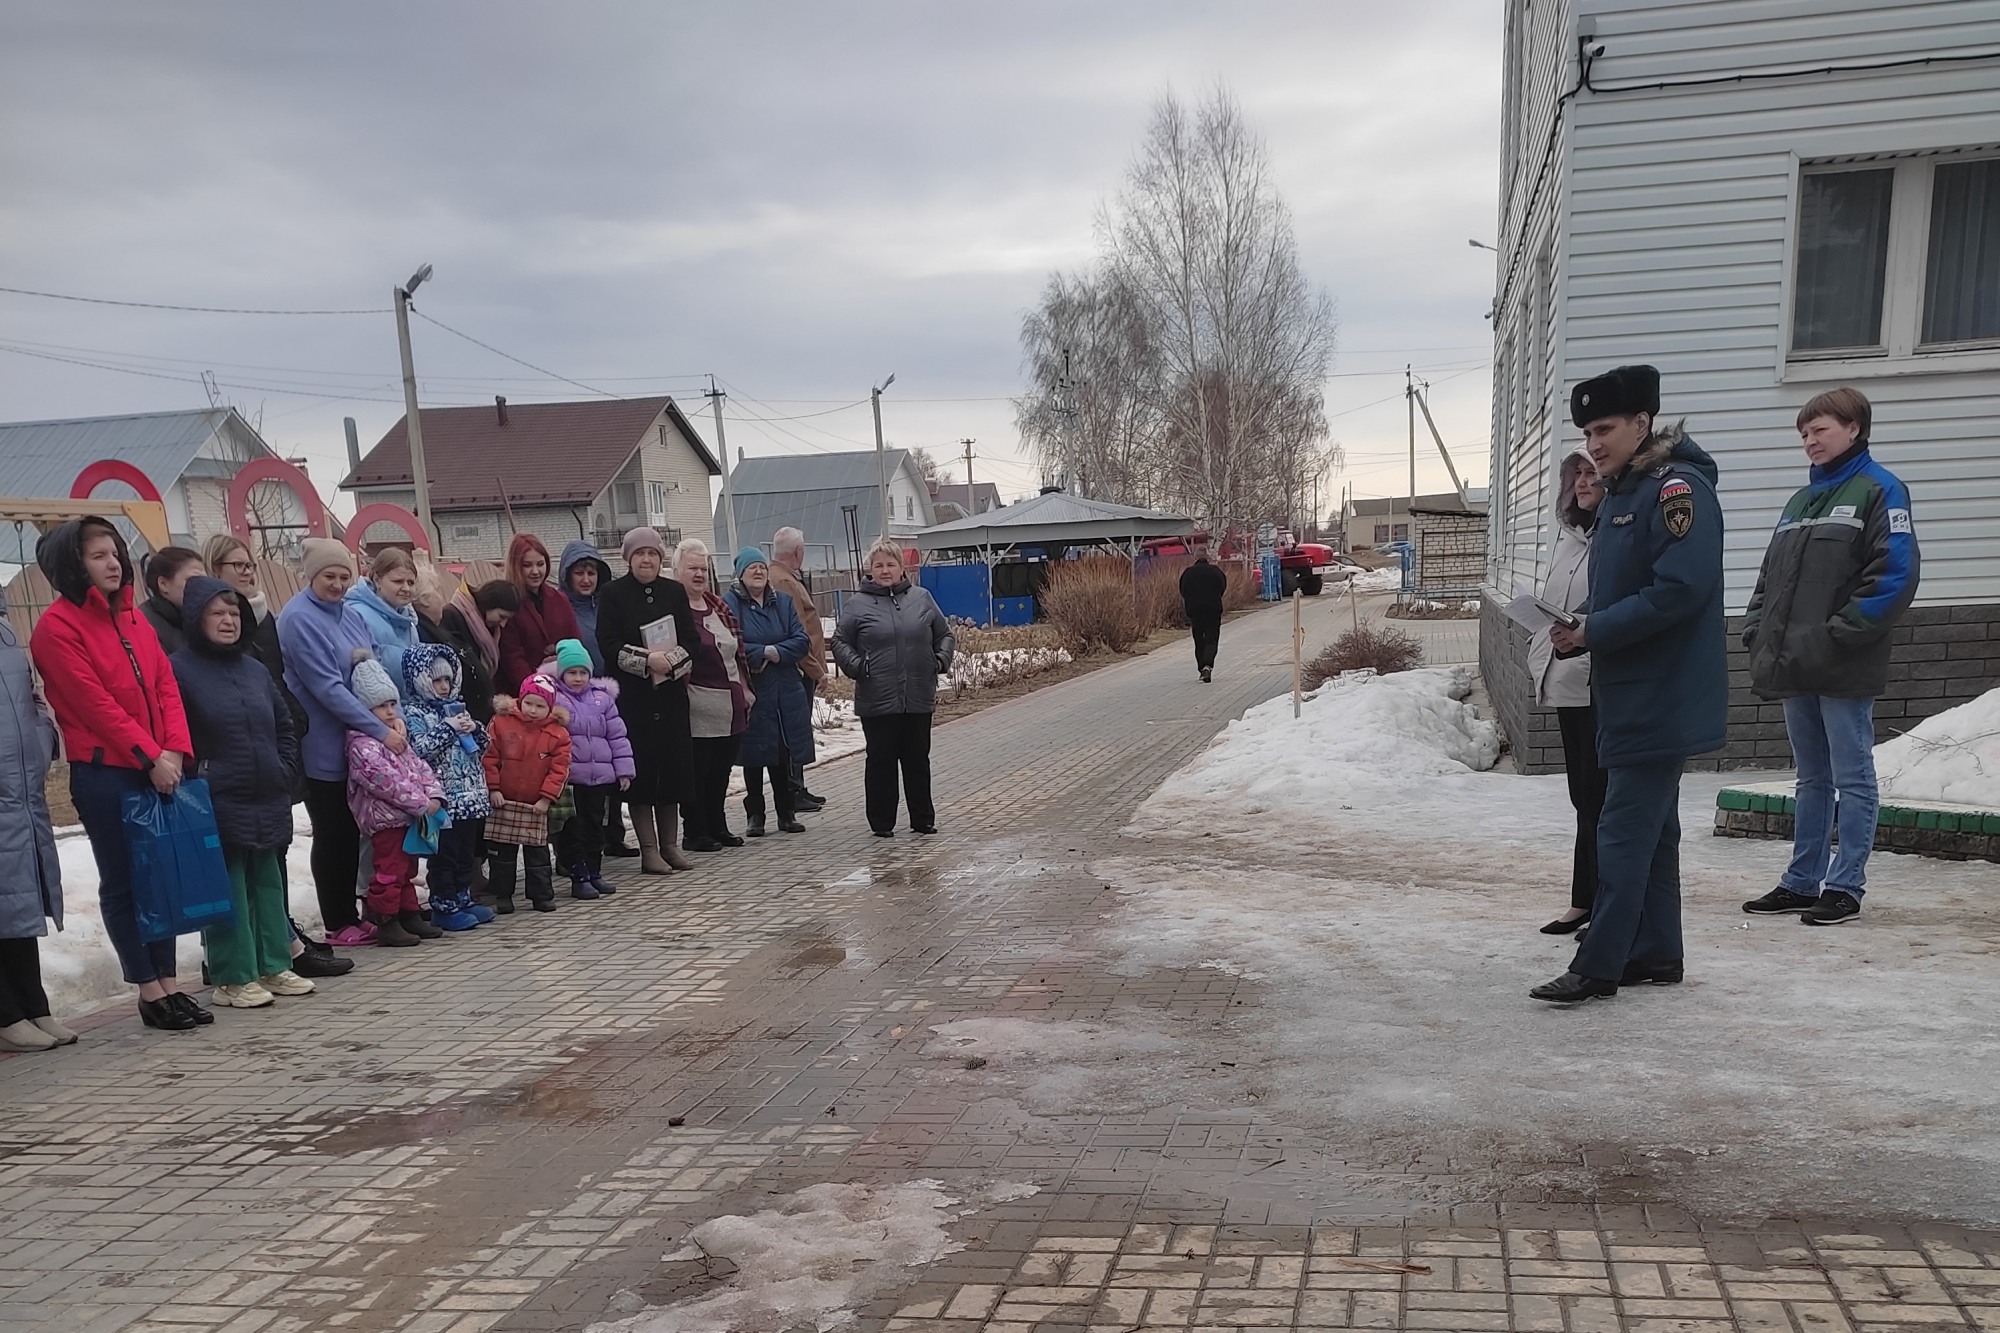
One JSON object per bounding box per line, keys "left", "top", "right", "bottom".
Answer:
{"left": 1571, "top": 759, "right": 1684, "bottom": 983}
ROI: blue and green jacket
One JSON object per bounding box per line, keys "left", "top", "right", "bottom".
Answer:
{"left": 1742, "top": 444, "right": 1919, "bottom": 700}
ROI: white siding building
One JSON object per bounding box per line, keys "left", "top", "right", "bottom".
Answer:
{"left": 1480, "top": 1, "right": 2000, "bottom": 773}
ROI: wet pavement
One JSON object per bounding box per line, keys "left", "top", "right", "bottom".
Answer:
{"left": 4, "top": 596, "right": 1999, "bottom": 1333}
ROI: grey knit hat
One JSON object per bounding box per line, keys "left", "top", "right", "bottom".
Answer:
{"left": 349, "top": 650, "right": 400, "bottom": 709}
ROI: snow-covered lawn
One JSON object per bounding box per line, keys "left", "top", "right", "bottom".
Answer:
{"left": 1347, "top": 567, "right": 1404, "bottom": 594}
{"left": 1876, "top": 686, "right": 2000, "bottom": 808}
{"left": 940, "top": 646, "right": 1072, "bottom": 693}
{"left": 1105, "top": 668, "right": 2000, "bottom": 1223}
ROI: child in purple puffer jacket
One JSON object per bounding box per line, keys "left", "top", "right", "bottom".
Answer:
{"left": 345, "top": 652, "right": 446, "bottom": 948}
{"left": 552, "top": 638, "right": 633, "bottom": 898}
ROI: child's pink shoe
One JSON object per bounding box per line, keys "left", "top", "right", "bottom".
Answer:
{"left": 327, "top": 923, "right": 378, "bottom": 948}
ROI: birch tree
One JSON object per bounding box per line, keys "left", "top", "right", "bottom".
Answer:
{"left": 1016, "top": 87, "right": 1338, "bottom": 538}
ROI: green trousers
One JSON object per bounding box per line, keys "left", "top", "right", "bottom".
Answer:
{"left": 203, "top": 848, "right": 293, "bottom": 986}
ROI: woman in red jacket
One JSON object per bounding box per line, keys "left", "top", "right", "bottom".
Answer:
{"left": 32, "top": 517, "right": 207, "bottom": 1032}
{"left": 496, "top": 534, "right": 581, "bottom": 693}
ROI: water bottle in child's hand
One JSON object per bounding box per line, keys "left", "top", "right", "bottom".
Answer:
{"left": 443, "top": 701, "right": 479, "bottom": 752}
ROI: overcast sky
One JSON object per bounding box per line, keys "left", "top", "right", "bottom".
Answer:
{"left": 0, "top": 1, "right": 1500, "bottom": 518}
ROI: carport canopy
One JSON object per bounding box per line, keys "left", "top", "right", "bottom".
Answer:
{"left": 913, "top": 489, "right": 1192, "bottom": 555}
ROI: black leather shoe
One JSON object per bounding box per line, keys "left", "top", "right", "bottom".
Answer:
{"left": 872, "top": 828, "right": 895, "bottom": 838}
{"left": 604, "top": 841, "right": 640, "bottom": 858}
{"left": 1540, "top": 914, "right": 1589, "bottom": 935}
{"left": 292, "top": 949, "right": 355, "bottom": 978}
{"left": 1529, "top": 972, "right": 1618, "bottom": 1004}
{"left": 1620, "top": 960, "right": 1684, "bottom": 986}
{"left": 168, "top": 992, "right": 215, "bottom": 1025}
{"left": 795, "top": 793, "right": 827, "bottom": 812}
{"left": 719, "top": 833, "right": 745, "bottom": 848}
{"left": 912, "top": 824, "right": 938, "bottom": 835}
{"left": 777, "top": 817, "right": 807, "bottom": 834}
{"left": 683, "top": 836, "right": 723, "bottom": 853}
{"left": 139, "top": 997, "right": 199, "bottom": 1031}
{"left": 745, "top": 819, "right": 768, "bottom": 839}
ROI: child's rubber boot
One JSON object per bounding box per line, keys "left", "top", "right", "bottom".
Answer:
{"left": 569, "top": 865, "right": 600, "bottom": 901}
{"left": 466, "top": 892, "right": 497, "bottom": 925}
{"left": 425, "top": 895, "right": 478, "bottom": 932}
{"left": 585, "top": 853, "right": 616, "bottom": 898}
{"left": 398, "top": 910, "right": 443, "bottom": 941}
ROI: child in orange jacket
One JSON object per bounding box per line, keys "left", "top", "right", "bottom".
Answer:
{"left": 481, "top": 673, "right": 572, "bottom": 911}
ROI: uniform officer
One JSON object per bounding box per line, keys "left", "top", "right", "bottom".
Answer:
{"left": 1532, "top": 364, "right": 1727, "bottom": 1004}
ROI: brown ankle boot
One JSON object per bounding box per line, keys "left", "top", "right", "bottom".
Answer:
{"left": 660, "top": 803, "right": 695, "bottom": 871}
{"left": 629, "top": 804, "right": 673, "bottom": 875}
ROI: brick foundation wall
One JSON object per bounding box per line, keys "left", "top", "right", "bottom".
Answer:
{"left": 1478, "top": 599, "right": 2000, "bottom": 775}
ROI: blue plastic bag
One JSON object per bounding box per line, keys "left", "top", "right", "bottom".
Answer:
{"left": 122, "top": 777, "right": 235, "bottom": 943}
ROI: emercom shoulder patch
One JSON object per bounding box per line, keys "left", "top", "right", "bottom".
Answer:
{"left": 1660, "top": 478, "right": 1695, "bottom": 538}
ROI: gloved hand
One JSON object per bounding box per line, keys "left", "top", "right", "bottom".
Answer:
{"left": 763, "top": 644, "right": 781, "bottom": 663}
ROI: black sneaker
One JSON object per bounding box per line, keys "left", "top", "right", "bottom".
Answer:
{"left": 1802, "top": 891, "right": 1861, "bottom": 926}
{"left": 293, "top": 949, "right": 355, "bottom": 978}
{"left": 795, "top": 793, "right": 827, "bottom": 813}
{"left": 1620, "top": 959, "right": 1683, "bottom": 986}
{"left": 1529, "top": 972, "right": 1617, "bottom": 1004}
{"left": 1743, "top": 886, "right": 1820, "bottom": 915}
{"left": 1200, "top": 666, "right": 1213, "bottom": 683}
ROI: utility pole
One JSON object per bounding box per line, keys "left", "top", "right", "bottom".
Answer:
{"left": 959, "top": 437, "right": 977, "bottom": 509}
{"left": 1056, "top": 348, "right": 1077, "bottom": 493}
{"left": 871, "top": 373, "right": 896, "bottom": 540}
{"left": 394, "top": 264, "right": 436, "bottom": 553}
{"left": 1405, "top": 363, "right": 1417, "bottom": 537}
{"left": 706, "top": 376, "right": 736, "bottom": 552}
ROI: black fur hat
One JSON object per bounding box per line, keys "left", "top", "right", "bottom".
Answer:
{"left": 1570, "top": 364, "right": 1660, "bottom": 428}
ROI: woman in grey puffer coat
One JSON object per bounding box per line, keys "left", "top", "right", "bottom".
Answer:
{"left": 0, "top": 586, "right": 70, "bottom": 1051}
{"left": 832, "top": 540, "right": 955, "bottom": 837}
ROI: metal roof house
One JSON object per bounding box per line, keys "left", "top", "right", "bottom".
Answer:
{"left": 0, "top": 407, "right": 319, "bottom": 562}
{"left": 914, "top": 490, "right": 1191, "bottom": 555}
{"left": 715, "top": 449, "right": 936, "bottom": 571}
{"left": 1479, "top": 1, "right": 2000, "bottom": 774}
{"left": 343, "top": 395, "right": 720, "bottom": 563}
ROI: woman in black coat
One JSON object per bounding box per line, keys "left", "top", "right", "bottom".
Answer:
{"left": 171, "top": 577, "right": 308, "bottom": 1010}
{"left": 596, "top": 528, "right": 696, "bottom": 874}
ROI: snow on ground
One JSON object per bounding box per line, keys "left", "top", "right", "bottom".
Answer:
{"left": 922, "top": 1017, "right": 1188, "bottom": 1117}
{"left": 1101, "top": 668, "right": 2000, "bottom": 1224}
{"left": 589, "top": 1180, "right": 1001, "bottom": 1333}
{"left": 941, "top": 647, "right": 1072, "bottom": 693}
{"left": 1347, "top": 567, "right": 1404, "bottom": 594}
{"left": 1875, "top": 685, "right": 2000, "bottom": 808}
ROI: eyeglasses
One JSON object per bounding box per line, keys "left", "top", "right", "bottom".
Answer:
{"left": 217, "top": 559, "right": 255, "bottom": 574}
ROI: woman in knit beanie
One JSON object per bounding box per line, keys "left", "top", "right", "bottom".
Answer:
{"left": 595, "top": 527, "right": 697, "bottom": 873}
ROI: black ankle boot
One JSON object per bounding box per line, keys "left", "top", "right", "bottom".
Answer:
{"left": 1529, "top": 972, "right": 1618, "bottom": 1004}
{"left": 139, "top": 996, "right": 198, "bottom": 1030}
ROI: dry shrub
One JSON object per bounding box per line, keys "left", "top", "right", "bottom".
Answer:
{"left": 951, "top": 619, "right": 1061, "bottom": 656}
{"left": 1042, "top": 557, "right": 1146, "bottom": 655}
{"left": 1137, "top": 558, "right": 1191, "bottom": 630}
{"left": 1220, "top": 559, "right": 1258, "bottom": 611}
{"left": 1304, "top": 624, "right": 1423, "bottom": 688}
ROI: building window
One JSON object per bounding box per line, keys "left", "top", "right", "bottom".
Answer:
{"left": 905, "top": 496, "right": 914, "bottom": 520}
{"left": 1374, "top": 523, "right": 1390, "bottom": 544}
{"left": 1791, "top": 154, "right": 2000, "bottom": 358}
{"left": 1923, "top": 159, "right": 2000, "bottom": 345}
{"left": 1793, "top": 167, "right": 1894, "bottom": 352}
{"left": 613, "top": 482, "right": 639, "bottom": 515}
{"left": 452, "top": 524, "right": 480, "bottom": 540}
{"left": 1392, "top": 523, "right": 1409, "bottom": 541}
{"left": 647, "top": 481, "right": 667, "bottom": 516}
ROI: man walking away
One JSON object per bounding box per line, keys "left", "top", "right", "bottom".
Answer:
{"left": 767, "top": 527, "right": 827, "bottom": 810}
{"left": 1740, "top": 387, "right": 1918, "bottom": 926}
{"left": 1178, "top": 538, "right": 1228, "bottom": 683}
{"left": 1533, "top": 364, "right": 1726, "bottom": 1004}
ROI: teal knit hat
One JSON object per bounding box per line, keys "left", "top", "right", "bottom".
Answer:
{"left": 735, "top": 546, "right": 770, "bottom": 578}
{"left": 554, "top": 638, "right": 592, "bottom": 674}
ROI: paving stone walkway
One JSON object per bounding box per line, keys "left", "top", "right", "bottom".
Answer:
{"left": 3, "top": 597, "right": 1996, "bottom": 1333}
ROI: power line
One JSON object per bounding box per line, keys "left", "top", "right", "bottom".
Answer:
{"left": 0, "top": 284, "right": 388, "bottom": 315}
{"left": 408, "top": 307, "right": 620, "bottom": 399}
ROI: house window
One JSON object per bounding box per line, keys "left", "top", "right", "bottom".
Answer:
{"left": 1790, "top": 154, "right": 2000, "bottom": 358}
{"left": 1792, "top": 167, "right": 1894, "bottom": 352}
{"left": 1392, "top": 523, "right": 1409, "bottom": 541}
{"left": 1923, "top": 159, "right": 2000, "bottom": 345}
{"left": 647, "top": 481, "right": 667, "bottom": 516}
{"left": 905, "top": 496, "right": 914, "bottom": 520}
{"left": 452, "top": 524, "right": 481, "bottom": 540}
{"left": 613, "top": 482, "right": 639, "bottom": 515}
{"left": 1374, "top": 523, "right": 1390, "bottom": 544}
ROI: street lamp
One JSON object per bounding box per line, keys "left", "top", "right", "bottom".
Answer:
{"left": 871, "top": 372, "right": 896, "bottom": 540}
{"left": 393, "top": 263, "right": 438, "bottom": 554}
{"left": 1468, "top": 238, "right": 1498, "bottom": 252}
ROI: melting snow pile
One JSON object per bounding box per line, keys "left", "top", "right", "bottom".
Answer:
{"left": 592, "top": 1181, "right": 964, "bottom": 1333}
{"left": 1875, "top": 686, "right": 2000, "bottom": 809}
{"left": 942, "top": 647, "right": 1072, "bottom": 692}
{"left": 1348, "top": 567, "right": 1404, "bottom": 594}
{"left": 1143, "top": 666, "right": 1498, "bottom": 818}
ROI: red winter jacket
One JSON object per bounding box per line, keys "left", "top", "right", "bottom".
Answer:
{"left": 497, "top": 584, "right": 581, "bottom": 700}
{"left": 34, "top": 587, "right": 193, "bottom": 770}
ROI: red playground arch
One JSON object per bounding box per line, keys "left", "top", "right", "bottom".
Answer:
{"left": 344, "top": 503, "right": 431, "bottom": 553}
{"left": 70, "top": 460, "right": 164, "bottom": 504}
{"left": 224, "top": 457, "right": 329, "bottom": 545}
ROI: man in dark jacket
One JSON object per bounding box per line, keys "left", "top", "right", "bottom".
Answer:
{"left": 1740, "top": 387, "right": 1918, "bottom": 926}
{"left": 1178, "top": 539, "right": 1228, "bottom": 682}
{"left": 1534, "top": 364, "right": 1726, "bottom": 1004}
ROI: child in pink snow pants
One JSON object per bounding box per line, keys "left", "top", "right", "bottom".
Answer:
{"left": 345, "top": 653, "right": 444, "bottom": 948}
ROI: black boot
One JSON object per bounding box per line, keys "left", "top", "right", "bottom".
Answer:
{"left": 1529, "top": 972, "right": 1617, "bottom": 1004}
{"left": 1620, "top": 959, "right": 1683, "bottom": 986}
{"left": 745, "top": 817, "right": 768, "bottom": 838}
{"left": 777, "top": 813, "right": 806, "bottom": 834}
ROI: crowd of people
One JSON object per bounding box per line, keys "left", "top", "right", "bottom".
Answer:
{"left": 0, "top": 514, "right": 955, "bottom": 1047}
{"left": 1528, "top": 371, "right": 1918, "bottom": 1003}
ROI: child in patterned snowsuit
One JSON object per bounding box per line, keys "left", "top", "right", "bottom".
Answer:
{"left": 345, "top": 653, "right": 446, "bottom": 948}
{"left": 400, "top": 643, "right": 492, "bottom": 931}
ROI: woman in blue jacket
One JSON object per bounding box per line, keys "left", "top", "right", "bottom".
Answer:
{"left": 345, "top": 547, "right": 423, "bottom": 699}
{"left": 724, "top": 548, "right": 814, "bottom": 837}
{"left": 172, "top": 578, "right": 309, "bottom": 1009}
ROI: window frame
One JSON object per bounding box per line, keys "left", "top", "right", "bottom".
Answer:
{"left": 1782, "top": 149, "right": 2000, "bottom": 381}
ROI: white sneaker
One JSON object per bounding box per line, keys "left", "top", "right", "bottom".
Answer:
{"left": 211, "top": 982, "right": 275, "bottom": 1008}
{"left": 258, "top": 970, "right": 317, "bottom": 997}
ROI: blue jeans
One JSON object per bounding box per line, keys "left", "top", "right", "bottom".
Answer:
{"left": 1572, "top": 760, "right": 1683, "bottom": 982}
{"left": 1781, "top": 694, "right": 1878, "bottom": 899}
{"left": 69, "top": 762, "right": 180, "bottom": 985}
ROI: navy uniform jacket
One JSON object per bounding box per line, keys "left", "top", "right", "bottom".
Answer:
{"left": 1584, "top": 425, "right": 1727, "bottom": 767}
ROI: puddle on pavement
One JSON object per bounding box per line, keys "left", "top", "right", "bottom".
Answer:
{"left": 307, "top": 1070, "right": 611, "bottom": 1155}
{"left": 781, "top": 937, "right": 847, "bottom": 969}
